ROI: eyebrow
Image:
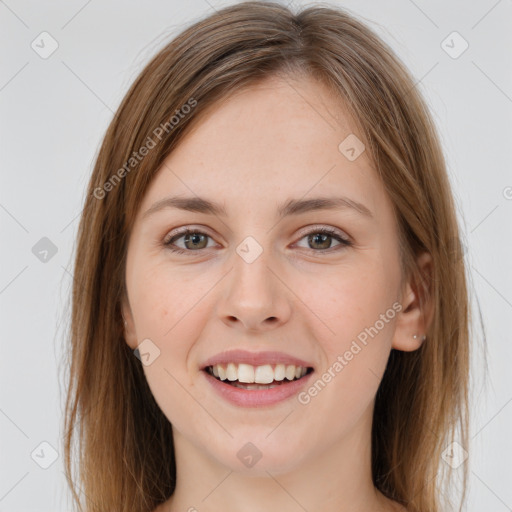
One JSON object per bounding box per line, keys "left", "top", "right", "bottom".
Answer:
{"left": 142, "top": 195, "right": 373, "bottom": 220}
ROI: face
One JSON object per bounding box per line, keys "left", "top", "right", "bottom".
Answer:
{"left": 122, "top": 74, "right": 424, "bottom": 475}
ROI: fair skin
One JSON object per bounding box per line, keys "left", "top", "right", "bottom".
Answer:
{"left": 122, "top": 74, "right": 432, "bottom": 512}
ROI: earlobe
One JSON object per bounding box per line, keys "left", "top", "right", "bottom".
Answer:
{"left": 392, "top": 252, "right": 434, "bottom": 352}
{"left": 392, "top": 333, "right": 427, "bottom": 352}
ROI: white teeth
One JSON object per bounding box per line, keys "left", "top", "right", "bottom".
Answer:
{"left": 209, "top": 363, "right": 310, "bottom": 383}
{"left": 285, "top": 365, "right": 296, "bottom": 381}
{"left": 226, "top": 363, "right": 237, "bottom": 381}
{"left": 254, "top": 364, "right": 274, "bottom": 384}
{"left": 237, "top": 363, "right": 255, "bottom": 383}
{"left": 274, "top": 364, "right": 286, "bottom": 381}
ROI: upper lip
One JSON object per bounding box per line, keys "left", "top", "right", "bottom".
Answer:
{"left": 200, "top": 350, "right": 314, "bottom": 370}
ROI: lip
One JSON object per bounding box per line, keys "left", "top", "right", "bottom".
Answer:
{"left": 200, "top": 349, "right": 314, "bottom": 370}
{"left": 202, "top": 368, "right": 314, "bottom": 408}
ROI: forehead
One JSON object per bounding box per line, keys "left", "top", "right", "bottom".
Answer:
{"left": 138, "top": 74, "right": 388, "bottom": 220}
{"left": 178, "top": 74, "right": 363, "bottom": 163}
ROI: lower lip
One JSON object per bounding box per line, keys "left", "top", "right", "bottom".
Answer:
{"left": 202, "top": 370, "right": 314, "bottom": 408}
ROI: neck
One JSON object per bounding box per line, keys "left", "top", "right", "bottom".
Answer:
{"left": 159, "top": 403, "right": 400, "bottom": 512}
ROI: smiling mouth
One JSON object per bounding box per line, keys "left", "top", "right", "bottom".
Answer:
{"left": 204, "top": 363, "right": 314, "bottom": 390}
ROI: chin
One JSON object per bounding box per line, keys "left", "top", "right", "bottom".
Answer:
{"left": 208, "top": 435, "right": 311, "bottom": 476}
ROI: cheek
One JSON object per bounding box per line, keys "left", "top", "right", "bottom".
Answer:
{"left": 297, "top": 289, "right": 396, "bottom": 442}
{"left": 313, "top": 259, "right": 398, "bottom": 346}
{"left": 130, "top": 259, "right": 207, "bottom": 339}
{"left": 128, "top": 264, "right": 209, "bottom": 428}
{"left": 307, "top": 258, "right": 399, "bottom": 406}
{"left": 128, "top": 261, "right": 214, "bottom": 381}
{"left": 131, "top": 268, "right": 174, "bottom": 339}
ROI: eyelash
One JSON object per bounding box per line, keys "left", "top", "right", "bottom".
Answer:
{"left": 162, "top": 226, "right": 353, "bottom": 256}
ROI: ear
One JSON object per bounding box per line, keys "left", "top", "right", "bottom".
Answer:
{"left": 392, "top": 252, "right": 435, "bottom": 352}
{"left": 121, "top": 297, "right": 138, "bottom": 350}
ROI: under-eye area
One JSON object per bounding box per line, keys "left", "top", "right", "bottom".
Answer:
{"left": 203, "top": 363, "right": 315, "bottom": 390}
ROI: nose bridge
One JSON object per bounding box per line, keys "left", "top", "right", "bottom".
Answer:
{"left": 232, "top": 234, "right": 276, "bottom": 303}
{"left": 218, "top": 233, "right": 291, "bottom": 330}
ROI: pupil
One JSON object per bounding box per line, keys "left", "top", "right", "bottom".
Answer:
{"left": 310, "top": 233, "right": 330, "bottom": 249}
{"left": 185, "top": 233, "right": 206, "bottom": 249}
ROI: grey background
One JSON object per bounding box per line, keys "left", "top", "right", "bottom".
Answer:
{"left": 1, "top": 0, "right": 511, "bottom": 510}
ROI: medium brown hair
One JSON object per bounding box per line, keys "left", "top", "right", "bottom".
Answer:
{"left": 62, "top": 2, "right": 471, "bottom": 511}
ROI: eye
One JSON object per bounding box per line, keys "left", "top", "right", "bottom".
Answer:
{"left": 163, "top": 226, "right": 352, "bottom": 255}
{"left": 294, "top": 226, "right": 352, "bottom": 254}
{"left": 163, "top": 228, "right": 217, "bottom": 254}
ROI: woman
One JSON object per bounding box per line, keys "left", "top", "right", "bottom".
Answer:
{"left": 63, "top": 2, "right": 471, "bottom": 511}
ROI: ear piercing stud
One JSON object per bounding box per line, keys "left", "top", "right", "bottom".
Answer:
{"left": 413, "top": 334, "right": 427, "bottom": 342}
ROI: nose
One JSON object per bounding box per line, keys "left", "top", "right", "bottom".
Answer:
{"left": 217, "top": 244, "right": 292, "bottom": 333}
